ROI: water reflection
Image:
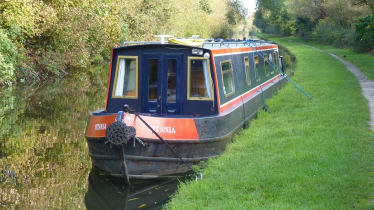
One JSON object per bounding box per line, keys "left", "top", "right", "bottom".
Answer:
{"left": 85, "top": 168, "right": 183, "bottom": 210}
{"left": 0, "top": 64, "right": 187, "bottom": 209}
{"left": 0, "top": 65, "right": 108, "bottom": 209}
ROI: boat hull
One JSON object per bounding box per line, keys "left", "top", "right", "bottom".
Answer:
{"left": 86, "top": 136, "right": 230, "bottom": 179}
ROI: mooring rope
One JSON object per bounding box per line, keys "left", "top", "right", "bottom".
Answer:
{"left": 122, "top": 105, "right": 203, "bottom": 181}
{"left": 244, "top": 40, "right": 312, "bottom": 100}
{"left": 251, "top": 46, "right": 268, "bottom": 110}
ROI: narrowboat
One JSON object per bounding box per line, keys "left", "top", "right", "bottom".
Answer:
{"left": 85, "top": 35, "right": 286, "bottom": 181}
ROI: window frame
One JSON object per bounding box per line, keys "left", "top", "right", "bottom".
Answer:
{"left": 187, "top": 57, "right": 214, "bottom": 101}
{"left": 264, "top": 54, "right": 270, "bottom": 76}
{"left": 254, "top": 55, "right": 260, "bottom": 83}
{"left": 220, "top": 59, "right": 235, "bottom": 97}
{"left": 272, "top": 52, "right": 278, "bottom": 74}
{"left": 112, "top": 56, "right": 139, "bottom": 99}
{"left": 244, "top": 57, "right": 251, "bottom": 86}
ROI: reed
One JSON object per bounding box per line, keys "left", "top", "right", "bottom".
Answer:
{"left": 165, "top": 37, "right": 374, "bottom": 209}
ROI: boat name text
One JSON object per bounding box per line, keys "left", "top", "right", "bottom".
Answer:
{"left": 149, "top": 126, "right": 176, "bottom": 134}
{"left": 95, "top": 123, "right": 106, "bottom": 130}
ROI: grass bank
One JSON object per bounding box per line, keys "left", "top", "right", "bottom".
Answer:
{"left": 297, "top": 38, "right": 374, "bottom": 82}
{"left": 259, "top": 33, "right": 374, "bottom": 82}
{"left": 165, "top": 37, "right": 374, "bottom": 209}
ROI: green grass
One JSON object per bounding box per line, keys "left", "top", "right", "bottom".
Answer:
{"left": 259, "top": 33, "right": 374, "bottom": 81}
{"left": 165, "top": 37, "right": 374, "bottom": 209}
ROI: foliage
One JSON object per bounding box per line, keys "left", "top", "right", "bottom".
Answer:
{"left": 253, "top": 0, "right": 373, "bottom": 52}
{"left": 226, "top": 0, "right": 248, "bottom": 25}
{"left": 0, "top": 0, "right": 241, "bottom": 86}
{"left": 0, "top": 29, "right": 21, "bottom": 85}
{"left": 314, "top": 19, "right": 355, "bottom": 47}
{"left": 354, "top": 15, "right": 374, "bottom": 53}
{"left": 200, "top": 0, "right": 213, "bottom": 14}
{"left": 253, "top": 0, "right": 293, "bottom": 35}
{"left": 352, "top": 0, "right": 374, "bottom": 14}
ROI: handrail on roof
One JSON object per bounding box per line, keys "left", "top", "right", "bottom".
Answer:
{"left": 201, "top": 39, "right": 274, "bottom": 49}
{"left": 120, "top": 38, "right": 274, "bottom": 48}
{"left": 122, "top": 41, "right": 161, "bottom": 46}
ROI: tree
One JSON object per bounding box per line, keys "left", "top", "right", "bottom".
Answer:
{"left": 226, "top": 0, "right": 248, "bottom": 25}
{"left": 353, "top": 0, "right": 374, "bottom": 14}
{"left": 0, "top": 0, "right": 243, "bottom": 85}
{"left": 254, "top": 0, "right": 292, "bottom": 35}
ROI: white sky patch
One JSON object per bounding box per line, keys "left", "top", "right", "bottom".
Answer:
{"left": 243, "top": 0, "right": 257, "bottom": 16}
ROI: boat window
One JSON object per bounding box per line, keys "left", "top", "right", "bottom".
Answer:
{"left": 112, "top": 56, "right": 138, "bottom": 99}
{"left": 167, "top": 59, "right": 177, "bottom": 102}
{"left": 220, "top": 60, "right": 235, "bottom": 97}
{"left": 244, "top": 57, "right": 251, "bottom": 86}
{"left": 148, "top": 59, "right": 158, "bottom": 102}
{"left": 188, "top": 57, "right": 213, "bottom": 100}
{"left": 273, "top": 52, "right": 278, "bottom": 74}
{"left": 264, "top": 54, "right": 269, "bottom": 76}
{"left": 254, "top": 55, "right": 260, "bottom": 82}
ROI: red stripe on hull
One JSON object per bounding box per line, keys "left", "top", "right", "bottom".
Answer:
{"left": 219, "top": 75, "right": 282, "bottom": 113}
{"left": 86, "top": 114, "right": 199, "bottom": 140}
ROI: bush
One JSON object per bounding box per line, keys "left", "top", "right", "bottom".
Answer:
{"left": 0, "top": 29, "right": 21, "bottom": 85}
{"left": 265, "top": 26, "right": 282, "bottom": 34}
{"left": 354, "top": 15, "right": 374, "bottom": 53}
{"left": 283, "top": 26, "right": 293, "bottom": 36}
{"left": 0, "top": 0, "right": 237, "bottom": 85}
{"left": 314, "top": 19, "right": 355, "bottom": 48}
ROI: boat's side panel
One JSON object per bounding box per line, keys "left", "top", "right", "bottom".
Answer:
{"left": 194, "top": 75, "right": 285, "bottom": 140}
{"left": 211, "top": 46, "right": 280, "bottom": 114}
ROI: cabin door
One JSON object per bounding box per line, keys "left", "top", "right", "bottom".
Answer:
{"left": 143, "top": 54, "right": 182, "bottom": 115}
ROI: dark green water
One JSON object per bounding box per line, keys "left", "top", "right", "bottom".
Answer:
{"left": 0, "top": 65, "right": 183, "bottom": 210}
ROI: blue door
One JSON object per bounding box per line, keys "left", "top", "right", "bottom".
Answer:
{"left": 143, "top": 54, "right": 182, "bottom": 115}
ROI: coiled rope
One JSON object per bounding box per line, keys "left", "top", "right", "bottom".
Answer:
{"left": 106, "top": 121, "right": 136, "bottom": 145}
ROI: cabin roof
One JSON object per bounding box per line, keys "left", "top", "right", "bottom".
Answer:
{"left": 119, "top": 39, "right": 276, "bottom": 50}
{"left": 201, "top": 40, "right": 275, "bottom": 50}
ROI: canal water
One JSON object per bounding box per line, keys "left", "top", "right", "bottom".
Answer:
{"left": 0, "top": 65, "right": 186, "bottom": 210}
{"left": 0, "top": 45, "right": 295, "bottom": 210}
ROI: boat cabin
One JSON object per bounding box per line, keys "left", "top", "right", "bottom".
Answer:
{"left": 105, "top": 38, "right": 280, "bottom": 117}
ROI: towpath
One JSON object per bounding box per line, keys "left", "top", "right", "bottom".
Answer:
{"left": 290, "top": 41, "right": 374, "bottom": 132}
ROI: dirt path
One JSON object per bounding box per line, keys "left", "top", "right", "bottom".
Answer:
{"left": 293, "top": 41, "right": 374, "bottom": 131}
{"left": 328, "top": 53, "right": 374, "bottom": 132}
